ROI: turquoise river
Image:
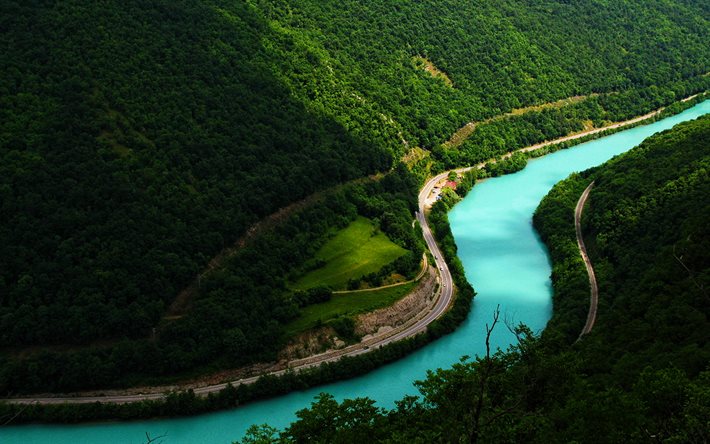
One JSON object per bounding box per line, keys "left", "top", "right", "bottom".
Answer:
{"left": 2, "top": 100, "right": 708, "bottom": 443}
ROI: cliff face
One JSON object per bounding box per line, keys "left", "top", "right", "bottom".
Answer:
{"left": 356, "top": 266, "right": 438, "bottom": 337}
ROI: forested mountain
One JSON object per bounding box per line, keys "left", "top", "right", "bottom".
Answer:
{"left": 1, "top": 0, "right": 708, "bottom": 392}
{"left": 241, "top": 115, "right": 710, "bottom": 443}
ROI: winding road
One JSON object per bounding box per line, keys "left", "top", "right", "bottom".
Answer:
{"left": 575, "top": 181, "right": 598, "bottom": 340}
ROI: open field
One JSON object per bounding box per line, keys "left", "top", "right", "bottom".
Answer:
{"left": 292, "top": 216, "right": 407, "bottom": 290}
{"left": 284, "top": 282, "right": 418, "bottom": 336}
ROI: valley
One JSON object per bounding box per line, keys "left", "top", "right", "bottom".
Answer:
{"left": 0, "top": 0, "right": 708, "bottom": 442}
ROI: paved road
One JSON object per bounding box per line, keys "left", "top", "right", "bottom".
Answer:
{"left": 575, "top": 181, "right": 598, "bottom": 340}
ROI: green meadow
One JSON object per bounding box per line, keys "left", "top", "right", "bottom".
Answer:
{"left": 293, "top": 217, "right": 407, "bottom": 290}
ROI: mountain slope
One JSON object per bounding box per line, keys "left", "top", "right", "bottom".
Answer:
{"left": 1, "top": 0, "right": 708, "bottom": 392}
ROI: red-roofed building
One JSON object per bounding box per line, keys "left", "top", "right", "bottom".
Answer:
{"left": 444, "top": 180, "right": 457, "bottom": 189}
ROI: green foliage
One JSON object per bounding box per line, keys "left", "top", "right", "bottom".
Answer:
{"left": 0, "top": 169, "right": 422, "bottom": 392}
{"left": 455, "top": 169, "right": 479, "bottom": 197}
{"left": 533, "top": 173, "right": 591, "bottom": 341}
{"left": 536, "top": 115, "right": 710, "bottom": 440}
{"left": 1, "top": 0, "right": 708, "bottom": 394}
{"left": 442, "top": 86, "right": 710, "bottom": 169}
{"left": 254, "top": 0, "right": 709, "bottom": 154}
{"left": 4, "top": 115, "right": 708, "bottom": 433}
{"left": 328, "top": 317, "right": 358, "bottom": 342}
{"left": 484, "top": 152, "right": 528, "bottom": 177}
{"left": 279, "top": 394, "right": 385, "bottom": 443}
{"left": 293, "top": 287, "right": 333, "bottom": 308}
{"left": 0, "top": 0, "right": 390, "bottom": 348}
{"left": 237, "top": 424, "right": 280, "bottom": 444}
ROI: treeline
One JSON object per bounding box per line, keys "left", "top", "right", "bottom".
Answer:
{"left": 258, "top": 0, "right": 710, "bottom": 149}
{"left": 574, "top": 115, "right": 710, "bottom": 378}
{"left": 525, "top": 93, "right": 710, "bottom": 161}
{"left": 0, "top": 0, "right": 392, "bottom": 351}
{"left": 532, "top": 174, "right": 590, "bottom": 342}
{"left": 233, "top": 115, "right": 710, "bottom": 443}
{"left": 0, "top": 333, "right": 433, "bottom": 424}
{"left": 0, "top": 167, "right": 477, "bottom": 423}
{"left": 2, "top": 108, "right": 706, "bottom": 425}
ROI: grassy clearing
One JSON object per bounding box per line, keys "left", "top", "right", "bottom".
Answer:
{"left": 284, "top": 282, "right": 417, "bottom": 337}
{"left": 292, "top": 216, "right": 407, "bottom": 290}
{"left": 401, "top": 146, "right": 430, "bottom": 167}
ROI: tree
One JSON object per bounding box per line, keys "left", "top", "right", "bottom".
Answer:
{"left": 236, "top": 424, "right": 280, "bottom": 444}
{"left": 283, "top": 393, "right": 384, "bottom": 443}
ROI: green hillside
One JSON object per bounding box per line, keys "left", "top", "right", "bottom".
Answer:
{"left": 1, "top": 0, "right": 709, "bottom": 392}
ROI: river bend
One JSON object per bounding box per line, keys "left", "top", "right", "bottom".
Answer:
{"left": 2, "top": 100, "right": 708, "bottom": 444}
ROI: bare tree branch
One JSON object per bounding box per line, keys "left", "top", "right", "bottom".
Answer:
{"left": 145, "top": 432, "right": 168, "bottom": 444}
{"left": 484, "top": 305, "right": 501, "bottom": 362}
{"left": 1, "top": 403, "right": 30, "bottom": 426}
{"left": 469, "top": 305, "right": 501, "bottom": 444}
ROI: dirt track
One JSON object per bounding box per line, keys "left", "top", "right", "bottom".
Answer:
{"left": 575, "top": 181, "right": 598, "bottom": 340}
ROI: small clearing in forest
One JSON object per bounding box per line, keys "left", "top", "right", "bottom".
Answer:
{"left": 413, "top": 55, "right": 453, "bottom": 87}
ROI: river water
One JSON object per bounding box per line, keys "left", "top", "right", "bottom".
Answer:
{"left": 3, "top": 100, "right": 708, "bottom": 444}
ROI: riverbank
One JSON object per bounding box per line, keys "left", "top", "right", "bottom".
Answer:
{"left": 1, "top": 94, "right": 706, "bottom": 425}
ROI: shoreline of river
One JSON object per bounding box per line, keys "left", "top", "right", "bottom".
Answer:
{"left": 1, "top": 94, "right": 707, "bottom": 428}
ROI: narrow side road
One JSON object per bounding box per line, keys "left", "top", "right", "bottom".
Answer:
{"left": 575, "top": 181, "right": 598, "bottom": 340}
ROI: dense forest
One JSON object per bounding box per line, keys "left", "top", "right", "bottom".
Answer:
{"left": 238, "top": 116, "right": 710, "bottom": 442}
{"left": 1, "top": 0, "right": 709, "bottom": 392}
